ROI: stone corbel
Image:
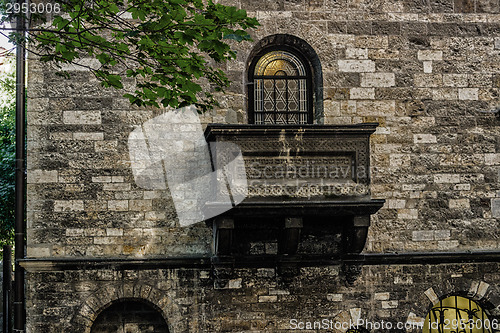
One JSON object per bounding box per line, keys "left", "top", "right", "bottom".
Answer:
{"left": 342, "top": 215, "right": 370, "bottom": 254}
{"left": 212, "top": 217, "right": 235, "bottom": 288}
{"left": 212, "top": 217, "right": 234, "bottom": 256}
{"left": 278, "top": 217, "right": 303, "bottom": 255}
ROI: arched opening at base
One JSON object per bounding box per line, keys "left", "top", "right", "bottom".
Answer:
{"left": 91, "top": 299, "right": 169, "bottom": 333}
{"left": 423, "top": 296, "right": 492, "bottom": 333}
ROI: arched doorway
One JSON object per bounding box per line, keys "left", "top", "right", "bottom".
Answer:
{"left": 91, "top": 299, "right": 169, "bottom": 333}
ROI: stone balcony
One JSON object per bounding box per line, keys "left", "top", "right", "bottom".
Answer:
{"left": 204, "top": 124, "right": 385, "bottom": 271}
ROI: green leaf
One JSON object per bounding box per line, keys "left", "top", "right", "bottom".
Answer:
{"left": 106, "top": 75, "right": 123, "bottom": 89}
{"left": 29, "top": 0, "right": 259, "bottom": 111}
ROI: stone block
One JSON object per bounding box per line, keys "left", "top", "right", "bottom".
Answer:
{"left": 443, "top": 74, "right": 468, "bottom": 87}
{"left": 434, "top": 174, "right": 460, "bottom": 183}
{"left": 386, "top": 199, "right": 406, "bottom": 209}
{"left": 106, "top": 228, "right": 124, "bottom": 237}
{"left": 374, "top": 292, "right": 390, "bottom": 300}
{"left": 382, "top": 300, "right": 399, "bottom": 309}
{"left": 398, "top": 209, "right": 418, "bottom": 219}
{"left": 350, "top": 88, "right": 375, "bottom": 99}
{"left": 417, "top": 50, "right": 443, "bottom": 61}
{"left": 449, "top": 199, "right": 470, "bottom": 209}
{"left": 95, "top": 141, "right": 118, "bottom": 152}
{"left": 356, "top": 101, "right": 396, "bottom": 116}
{"left": 354, "top": 36, "right": 389, "bottom": 49}
{"left": 103, "top": 183, "right": 132, "bottom": 191}
{"left": 327, "top": 294, "right": 343, "bottom": 301}
{"left": 423, "top": 61, "right": 433, "bottom": 73}
{"left": 459, "top": 88, "right": 479, "bottom": 100}
{"left": 476, "top": 0, "right": 500, "bottom": 12}
{"left": 434, "top": 230, "right": 451, "bottom": 240}
{"left": 27, "top": 246, "right": 51, "bottom": 257}
{"left": 432, "top": 88, "right": 458, "bottom": 100}
{"left": 346, "top": 48, "right": 368, "bottom": 60}
{"left": 129, "top": 200, "right": 153, "bottom": 211}
{"left": 112, "top": 176, "right": 124, "bottom": 183}
{"left": 94, "top": 237, "right": 119, "bottom": 245}
{"left": 338, "top": 60, "right": 376, "bottom": 73}
{"left": 413, "top": 134, "right": 437, "bottom": 143}
{"left": 412, "top": 230, "right": 434, "bottom": 241}
{"left": 454, "top": 0, "right": 475, "bottom": 12}
{"left": 54, "top": 200, "right": 84, "bottom": 212}
{"left": 258, "top": 296, "right": 277, "bottom": 302}
{"left": 491, "top": 198, "right": 500, "bottom": 218}
{"left": 228, "top": 278, "right": 242, "bottom": 289}
{"left": 454, "top": 184, "right": 471, "bottom": 191}
{"left": 66, "top": 229, "right": 85, "bottom": 237}
{"left": 73, "top": 132, "right": 104, "bottom": 140}
{"left": 270, "top": 289, "right": 290, "bottom": 295}
{"left": 28, "top": 170, "right": 58, "bottom": 183}
{"left": 361, "top": 73, "right": 395, "bottom": 87}
{"left": 437, "top": 240, "right": 460, "bottom": 250}
{"left": 424, "top": 288, "right": 439, "bottom": 304}
{"left": 92, "top": 176, "right": 112, "bottom": 183}
{"left": 407, "top": 313, "right": 425, "bottom": 327}
{"left": 350, "top": 308, "right": 362, "bottom": 323}
{"left": 346, "top": 21, "right": 372, "bottom": 35}
{"left": 62, "top": 111, "right": 101, "bottom": 125}
{"left": 414, "top": 74, "right": 442, "bottom": 87}
{"left": 485, "top": 154, "right": 500, "bottom": 165}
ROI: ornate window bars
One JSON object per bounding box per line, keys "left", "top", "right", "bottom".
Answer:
{"left": 424, "top": 296, "right": 492, "bottom": 333}
{"left": 250, "top": 50, "right": 312, "bottom": 124}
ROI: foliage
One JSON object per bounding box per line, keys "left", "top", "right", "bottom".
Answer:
{"left": 0, "top": 55, "right": 15, "bottom": 248}
{"left": 2, "top": 0, "right": 259, "bottom": 112}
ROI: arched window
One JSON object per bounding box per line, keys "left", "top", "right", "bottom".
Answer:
{"left": 423, "top": 296, "right": 492, "bottom": 333}
{"left": 249, "top": 48, "right": 313, "bottom": 124}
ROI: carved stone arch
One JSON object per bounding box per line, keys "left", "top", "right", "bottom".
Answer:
{"left": 71, "top": 281, "right": 182, "bottom": 333}
{"left": 409, "top": 278, "right": 500, "bottom": 323}
{"left": 246, "top": 34, "right": 324, "bottom": 124}
{"left": 90, "top": 298, "right": 169, "bottom": 332}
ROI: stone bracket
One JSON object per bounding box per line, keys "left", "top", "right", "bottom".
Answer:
{"left": 212, "top": 217, "right": 234, "bottom": 256}
{"left": 342, "top": 215, "right": 370, "bottom": 254}
{"left": 278, "top": 217, "right": 303, "bottom": 255}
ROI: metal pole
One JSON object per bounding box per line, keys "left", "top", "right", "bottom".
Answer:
{"left": 14, "top": 0, "right": 26, "bottom": 331}
{"left": 3, "top": 245, "right": 12, "bottom": 333}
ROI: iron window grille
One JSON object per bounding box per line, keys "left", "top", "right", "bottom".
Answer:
{"left": 249, "top": 49, "right": 313, "bottom": 124}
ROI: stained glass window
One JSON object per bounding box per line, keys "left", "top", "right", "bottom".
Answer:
{"left": 423, "top": 296, "right": 493, "bottom": 333}
{"left": 251, "top": 50, "right": 310, "bottom": 124}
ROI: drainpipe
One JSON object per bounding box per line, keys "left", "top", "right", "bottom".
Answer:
{"left": 3, "top": 245, "right": 12, "bottom": 333}
{"left": 14, "top": 0, "right": 26, "bottom": 331}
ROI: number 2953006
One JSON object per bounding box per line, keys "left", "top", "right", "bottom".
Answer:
{"left": 6, "top": 1, "right": 61, "bottom": 15}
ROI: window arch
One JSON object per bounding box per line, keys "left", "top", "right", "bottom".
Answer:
{"left": 423, "top": 296, "right": 492, "bottom": 333}
{"left": 247, "top": 34, "right": 322, "bottom": 124}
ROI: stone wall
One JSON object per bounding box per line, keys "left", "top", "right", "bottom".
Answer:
{"left": 25, "top": 0, "right": 500, "bottom": 331}
{"left": 26, "top": 263, "right": 500, "bottom": 332}
{"left": 27, "top": 0, "right": 500, "bottom": 258}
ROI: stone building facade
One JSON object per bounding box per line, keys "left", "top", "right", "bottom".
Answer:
{"left": 24, "top": 0, "right": 500, "bottom": 332}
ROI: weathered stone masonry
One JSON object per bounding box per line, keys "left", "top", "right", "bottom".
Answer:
{"left": 25, "top": 0, "right": 500, "bottom": 331}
